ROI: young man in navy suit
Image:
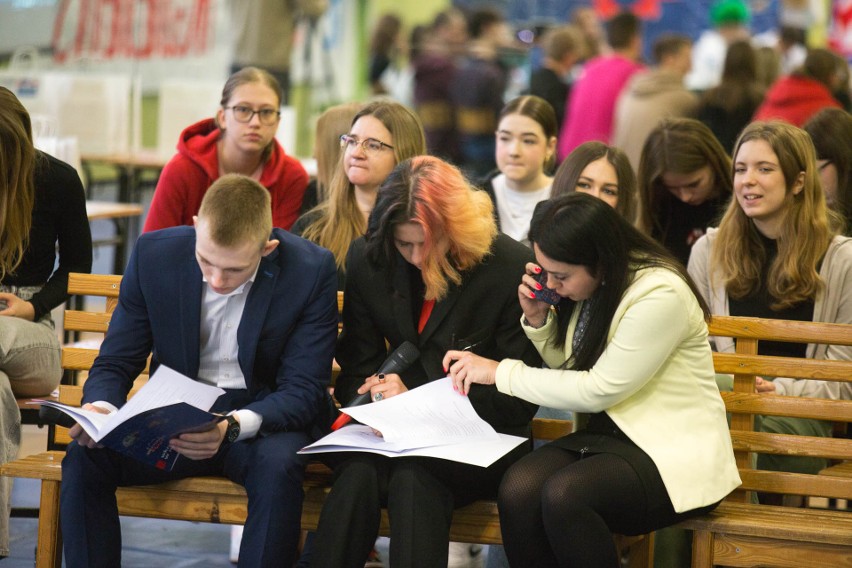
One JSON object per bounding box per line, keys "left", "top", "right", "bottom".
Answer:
{"left": 60, "top": 174, "right": 339, "bottom": 567}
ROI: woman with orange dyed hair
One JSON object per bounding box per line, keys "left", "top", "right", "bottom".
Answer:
{"left": 311, "top": 155, "right": 542, "bottom": 567}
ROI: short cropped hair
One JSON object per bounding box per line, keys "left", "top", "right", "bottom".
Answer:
{"left": 542, "top": 25, "right": 585, "bottom": 61}
{"left": 652, "top": 34, "right": 691, "bottom": 65}
{"left": 606, "top": 12, "right": 641, "bottom": 50}
{"left": 801, "top": 48, "right": 844, "bottom": 89}
{"left": 197, "top": 174, "right": 272, "bottom": 249}
{"left": 468, "top": 8, "right": 504, "bottom": 40}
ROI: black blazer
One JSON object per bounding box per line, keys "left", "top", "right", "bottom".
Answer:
{"left": 335, "top": 233, "right": 541, "bottom": 437}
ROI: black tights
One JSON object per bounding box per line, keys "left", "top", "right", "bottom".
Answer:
{"left": 498, "top": 445, "right": 697, "bottom": 568}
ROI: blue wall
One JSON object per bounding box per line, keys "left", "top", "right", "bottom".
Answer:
{"left": 455, "top": 0, "right": 782, "bottom": 59}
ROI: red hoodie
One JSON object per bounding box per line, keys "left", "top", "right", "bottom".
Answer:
{"left": 144, "top": 119, "right": 308, "bottom": 232}
{"left": 753, "top": 75, "right": 841, "bottom": 127}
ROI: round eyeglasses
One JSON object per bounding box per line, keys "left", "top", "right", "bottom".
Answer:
{"left": 225, "top": 105, "right": 281, "bottom": 125}
{"left": 340, "top": 134, "right": 394, "bottom": 154}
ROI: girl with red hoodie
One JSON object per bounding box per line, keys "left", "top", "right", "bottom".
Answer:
{"left": 144, "top": 67, "right": 308, "bottom": 232}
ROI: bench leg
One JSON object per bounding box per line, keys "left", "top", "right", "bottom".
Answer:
{"left": 618, "top": 532, "right": 654, "bottom": 568}
{"left": 690, "top": 529, "right": 713, "bottom": 568}
{"left": 35, "top": 480, "right": 62, "bottom": 568}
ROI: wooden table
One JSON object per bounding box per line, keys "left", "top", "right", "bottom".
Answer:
{"left": 81, "top": 150, "right": 169, "bottom": 203}
{"left": 86, "top": 200, "right": 144, "bottom": 275}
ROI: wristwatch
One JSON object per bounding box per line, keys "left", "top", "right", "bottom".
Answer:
{"left": 224, "top": 414, "right": 241, "bottom": 443}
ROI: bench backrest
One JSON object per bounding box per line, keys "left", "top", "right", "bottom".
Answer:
{"left": 707, "top": 315, "right": 852, "bottom": 503}
{"left": 62, "top": 273, "right": 123, "bottom": 373}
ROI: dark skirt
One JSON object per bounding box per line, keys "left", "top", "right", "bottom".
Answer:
{"left": 546, "top": 412, "right": 673, "bottom": 520}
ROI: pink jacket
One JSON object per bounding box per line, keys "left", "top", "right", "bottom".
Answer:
{"left": 558, "top": 55, "right": 644, "bottom": 160}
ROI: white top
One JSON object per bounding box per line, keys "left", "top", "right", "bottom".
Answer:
{"left": 685, "top": 29, "right": 727, "bottom": 91}
{"left": 197, "top": 265, "right": 262, "bottom": 440}
{"left": 491, "top": 174, "right": 552, "bottom": 247}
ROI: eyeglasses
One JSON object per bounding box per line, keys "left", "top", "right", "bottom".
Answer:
{"left": 339, "top": 134, "right": 394, "bottom": 154}
{"left": 224, "top": 105, "right": 281, "bottom": 125}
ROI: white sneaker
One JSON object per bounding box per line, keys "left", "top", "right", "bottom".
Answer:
{"left": 447, "top": 541, "right": 484, "bottom": 568}
{"left": 229, "top": 525, "right": 243, "bottom": 564}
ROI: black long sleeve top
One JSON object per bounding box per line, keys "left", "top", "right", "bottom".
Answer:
{"left": 2, "top": 152, "right": 93, "bottom": 320}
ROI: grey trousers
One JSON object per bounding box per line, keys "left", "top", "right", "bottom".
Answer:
{"left": 0, "top": 285, "right": 62, "bottom": 556}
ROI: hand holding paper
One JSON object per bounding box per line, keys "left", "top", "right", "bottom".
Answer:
{"left": 32, "top": 365, "right": 226, "bottom": 470}
{"left": 300, "top": 378, "right": 526, "bottom": 467}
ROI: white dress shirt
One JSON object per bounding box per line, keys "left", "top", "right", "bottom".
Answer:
{"left": 92, "top": 268, "right": 265, "bottom": 442}
{"left": 198, "top": 266, "right": 262, "bottom": 441}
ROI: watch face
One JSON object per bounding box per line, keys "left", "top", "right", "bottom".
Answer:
{"left": 226, "top": 417, "right": 240, "bottom": 442}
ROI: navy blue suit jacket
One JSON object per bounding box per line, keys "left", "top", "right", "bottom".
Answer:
{"left": 83, "top": 226, "right": 339, "bottom": 433}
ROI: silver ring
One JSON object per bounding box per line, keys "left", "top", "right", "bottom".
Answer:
{"left": 373, "top": 392, "right": 384, "bottom": 402}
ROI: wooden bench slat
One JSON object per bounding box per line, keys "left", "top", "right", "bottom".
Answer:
{"left": 0, "top": 452, "right": 63, "bottom": 482}
{"left": 679, "top": 502, "right": 852, "bottom": 545}
{"left": 736, "top": 469, "right": 852, "bottom": 500}
{"left": 709, "top": 534, "right": 851, "bottom": 568}
{"left": 531, "top": 417, "right": 573, "bottom": 441}
{"left": 819, "top": 461, "right": 852, "bottom": 479}
{"left": 60, "top": 348, "right": 99, "bottom": 371}
{"left": 63, "top": 310, "right": 112, "bottom": 334}
{"left": 708, "top": 316, "right": 852, "bottom": 346}
{"left": 730, "top": 430, "right": 852, "bottom": 461}
{"left": 722, "top": 391, "right": 852, "bottom": 421}
{"left": 67, "top": 273, "right": 121, "bottom": 298}
{"left": 61, "top": 349, "right": 150, "bottom": 374}
{"left": 713, "top": 352, "right": 852, "bottom": 381}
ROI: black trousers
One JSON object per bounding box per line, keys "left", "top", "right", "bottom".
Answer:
{"left": 311, "top": 443, "right": 529, "bottom": 568}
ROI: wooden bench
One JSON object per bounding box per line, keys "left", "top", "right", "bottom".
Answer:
{"left": 2, "top": 273, "right": 651, "bottom": 567}
{"left": 676, "top": 316, "right": 852, "bottom": 568}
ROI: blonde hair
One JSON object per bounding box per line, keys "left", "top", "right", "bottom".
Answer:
{"left": 712, "top": 121, "right": 839, "bottom": 309}
{"left": 197, "top": 174, "right": 272, "bottom": 249}
{"left": 314, "top": 102, "right": 363, "bottom": 202}
{"left": 301, "top": 100, "right": 426, "bottom": 270}
{"left": 0, "top": 87, "right": 36, "bottom": 278}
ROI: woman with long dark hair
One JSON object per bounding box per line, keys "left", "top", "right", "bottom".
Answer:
{"left": 637, "top": 118, "right": 732, "bottom": 265}
{"left": 445, "top": 193, "right": 739, "bottom": 567}
{"left": 144, "top": 67, "right": 308, "bottom": 232}
{"left": 803, "top": 107, "right": 852, "bottom": 234}
{"left": 0, "top": 86, "right": 92, "bottom": 558}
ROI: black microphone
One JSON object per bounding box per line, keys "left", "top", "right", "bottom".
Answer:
{"left": 330, "top": 341, "right": 420, "bottom": 430}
